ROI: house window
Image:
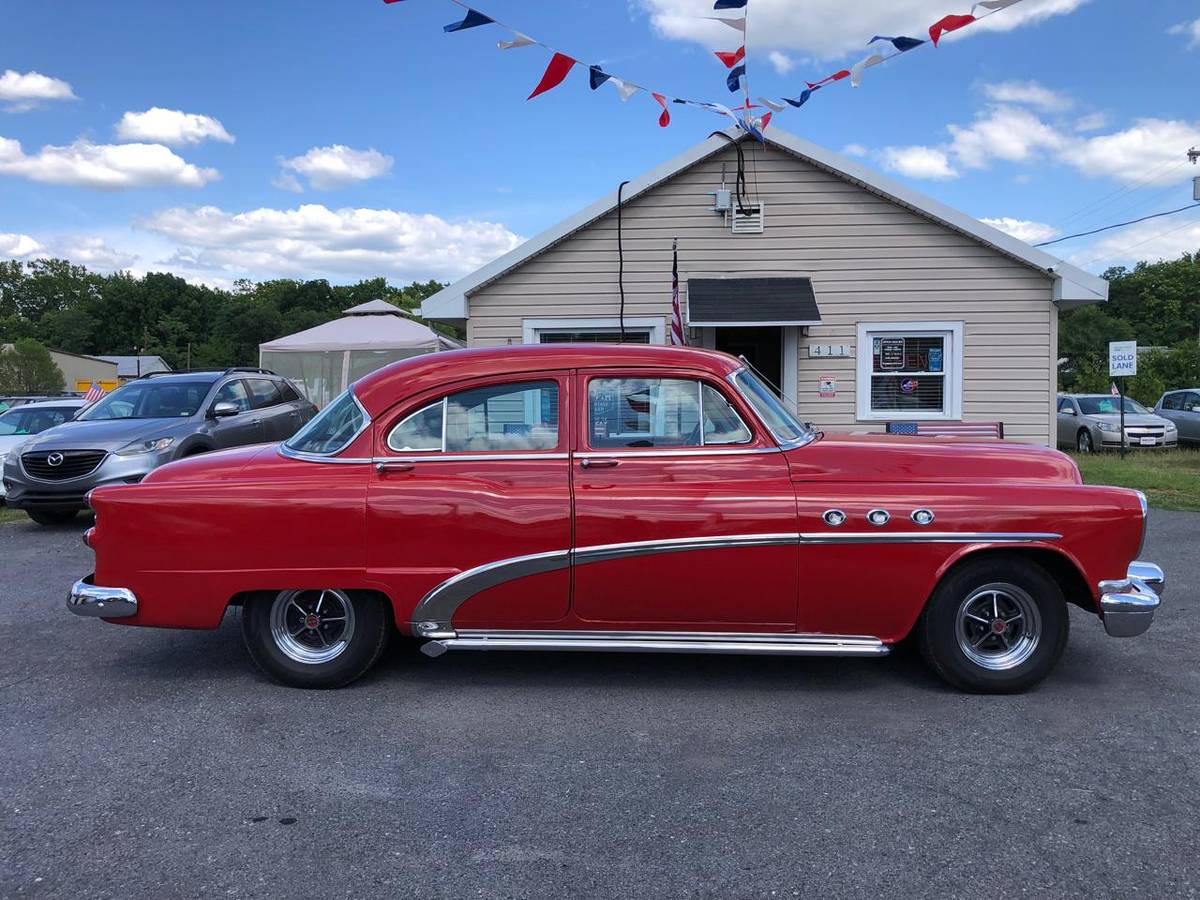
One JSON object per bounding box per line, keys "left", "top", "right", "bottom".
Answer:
{"left": 522, "top": 317, "right": 666, "bottom": 346}
{"left": 855, "top": 321, "right": 963, "bottom": 421}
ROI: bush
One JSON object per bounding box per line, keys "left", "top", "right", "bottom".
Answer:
{"left": 0, "top": 338, "right": 65, "bottom": 394}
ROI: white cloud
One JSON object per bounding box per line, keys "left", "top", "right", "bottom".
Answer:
{"left": 1074, "top": 112, "right": 1109, "bottom": 133}
{"left": 981, "top": 217, "right": 1059, "bottom": 244}
{"left": 56, "top": 236, "right": 138, "bottom": 270}
{"left": 881, "top": 145, "right": 958, "bottom": 180}
{"left": 1074, "top": 219, "right": 1200, "bottom": 271}
{"left": 0, "top": 232, "right": 44, "bottom": 259}
{"left": 115, "top": 108, "right": 234, "bottom": 146}
{"left": 982, "top": 80, "right": 1072, "bottom": 112}
{"left": 768, "top": 51, "right": 795, "bottom": 75}
{"left": 639, "top": 0, "right": 1090, "bottom": 59}
{"left": 138, "top": 203, "right": 524, "bottom": 282}
{"left": 1168, "top": 18, "right": 1200, "bottom": 49}
{"left": 0, "top": 136, "right": 218, "bottom": 189}
{"left": 276, "top": 145, "right": 393, "bottom": 192}
{"left": 948, "top": 105, "right": 1067, "bottom": 169}
{"left": 842, "top": 143, "right": 868, "bottom": 157}
{"left": 1069, "top": 119, "right": 1200, "bottom": 185}
{"left": 0, "top": 69, "right": 76, "bottom": 112}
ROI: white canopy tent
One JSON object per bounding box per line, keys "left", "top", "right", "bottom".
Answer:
{"left": 260, "top": 299, "right": 460, "bottom": 407}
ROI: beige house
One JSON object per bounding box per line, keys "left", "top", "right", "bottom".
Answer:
{"left": 421, "top": 129, "right": 1107, "bottom": 445}
{"left": 1, "top": 345, "right": 119, "bottom": 393}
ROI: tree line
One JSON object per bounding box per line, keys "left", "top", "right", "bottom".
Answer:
{"left": 0, "top": 258, "right": 449, "bottom": 378}
{"left": 1059, "top": 253, "right": 1200, "bottom": 406}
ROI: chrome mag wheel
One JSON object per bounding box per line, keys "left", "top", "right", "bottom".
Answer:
{"left": 955, "top": 583, "right": 1042, "bottom": 671}
{"left": 269, "top": 589, "right": 357, "bottom": 665}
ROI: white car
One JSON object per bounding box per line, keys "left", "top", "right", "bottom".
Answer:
{"left": 0, "top": 399, "right": 88, "bottom": 499}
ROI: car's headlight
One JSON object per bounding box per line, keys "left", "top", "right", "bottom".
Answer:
{"left": 114, "top": 437, "right": 174, "bottom": 457}
{"left": 1098, "top": 422, "right": 1120, "bottom": 434}
{"left": 1165, "top": 422, "right": 1177, "bottom": 432}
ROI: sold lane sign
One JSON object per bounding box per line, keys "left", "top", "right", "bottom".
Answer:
{"left": 1109, "top": 341, "right": 1137, "bottom": 378}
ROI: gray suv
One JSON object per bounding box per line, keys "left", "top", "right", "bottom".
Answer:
{"left": 1154, "top": 389, "right": 1200, "bottom": 445}
{"left": 2, "top": 368, "right": 316, "bottom": 525}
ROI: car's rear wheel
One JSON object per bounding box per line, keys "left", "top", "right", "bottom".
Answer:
{"left": 241, "top": 589, "right": 390, "bottom": 688}
{"left": 917, "top": 556, "right": 1068, "bottom": 693}
{"left": 1076, "top": 429, "right": 1094, "bottom": 453}
{"left": 27, "top": 509, "right": 79, "bottom": 526}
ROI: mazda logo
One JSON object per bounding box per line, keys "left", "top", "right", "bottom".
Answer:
{"left": 46, "top": 452, "right": 64, "bottom": 467}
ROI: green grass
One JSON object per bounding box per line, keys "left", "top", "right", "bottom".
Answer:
{"left": 1070, "top": 448, "right": 1200, "bottom": 512}
{"left": 0, "top": 504, "right": 27, "bottom": 525}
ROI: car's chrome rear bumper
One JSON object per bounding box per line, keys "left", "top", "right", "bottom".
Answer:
{"left": 67, "top": 574, "right": 138, "bottom": 618}
{"left": 1099, "top": 561, "right": 1164, "bottom": 638}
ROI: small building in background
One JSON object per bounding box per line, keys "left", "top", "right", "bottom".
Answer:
{"left": 0, "top": 346, "right": 120, "bottom": 394}
{"left": 97, "top": 355, "right": 173, "bottom": 382}
{"left": 259, "top": 299, "right": 461, "bottom": 407}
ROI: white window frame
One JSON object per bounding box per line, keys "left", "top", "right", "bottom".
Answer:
{"left": 522, "top": 317, "right": 666, "bottom": 346}
{"left": 855, "top": 321, "right": 963, "bottom": 422}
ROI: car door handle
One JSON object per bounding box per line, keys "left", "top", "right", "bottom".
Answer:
{"left": 580, "top": 458, "right": 619, "bottom": 469}
{"left": 375, "top": 461, "right": 415, "bottom": 474}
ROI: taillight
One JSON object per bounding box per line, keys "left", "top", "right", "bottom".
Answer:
{"left": 82, "top": 527, "right": 95, "bottom": 549}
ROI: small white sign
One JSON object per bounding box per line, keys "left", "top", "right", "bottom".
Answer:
{"left": 818, "top": 376, "right": 837, "bottom": 399}
{"left": 1109, "top": 341, "right": 1137, "bottom": 378}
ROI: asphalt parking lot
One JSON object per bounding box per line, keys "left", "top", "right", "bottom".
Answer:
{"left": 2, "top": 510, "right": 1198, "bottom": 899}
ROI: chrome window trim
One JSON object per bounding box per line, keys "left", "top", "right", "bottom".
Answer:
{"left": 386, "top": 381, "right": 563, "bottom": 455}
{"left": 727, "top": 369, "right": 816, "bottom": 450}
{"left": 574, "top": 447, "right": 781, "bottom": 459}
{"left": 385, "top": 398, "right": 446, "bottom": 454}
{"left": 410, "top": 530, "right": 1060, "bottom": 635}
{"left": 698, "top": 380, "right": 754, "bottom": 448}
{"left": 280, "top": 387, "right": 371, "bottom": 460}
{"left": 377, "top": 453, "right": 571, "bottom": 464}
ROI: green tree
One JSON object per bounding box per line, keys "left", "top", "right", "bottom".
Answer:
{"left": 0, "top": 339, "right": 66, "bottom": 394}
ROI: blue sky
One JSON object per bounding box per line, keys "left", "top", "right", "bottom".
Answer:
{"left": 0, "top": 0, "right": 1197, "bottom": 287}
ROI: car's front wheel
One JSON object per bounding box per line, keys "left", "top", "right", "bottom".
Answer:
{"left": 241, "top": 589, "right": 391, "bottom": 688}
{"left": 1076, "top": 429, "right": 1094, "bottom": 453}
{"left": 917, "top": 556, "right": 1068, "bottom": 693}
{"left": 27, "top": 509, "right": 79, "bottom": 526}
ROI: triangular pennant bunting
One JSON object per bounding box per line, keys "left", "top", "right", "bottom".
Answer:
{"left": 715, "top": 47, "right": 746, "bottom": 68}
{"left": 757, "top": 97, "right": 787, "bottom": 112}
{"left": 528, "top": 52, "right": 576, "bottom": 99}
{"left": 726, "top": 63, "right": 745, "bottom": 92}
{"left": 929, "top": 13, "right": 976, "bottom": 45}
{"left": 714, "top": 0, "right": 748, "bottom": 8}
{"left": 972, "top": 0, "right": 1023, "bottom": 11}
{"left": 709, "top": 16, "right": 747, "bottom": 32}
{"left": 610, "top": 77, "right": 640, "bottom": 101}
{"left": 850, "top": 50, "right": 888, "bottom": 87}
{"left": 869, "top": 35, "right": 926, "bottom": 52}
{"left": 652, "top": 92, "right": 671, "bottom": 127}
{"left": 444, "top": 8, "right": 494, "bottom": 33}
{"left": 589, "top": 65, "right": 612, "bottom": 90}
{"left": 498, "top": 32, "right": 536, "bottom": 50}
{"left": 807, "top": 70, "right": 850, "bottom": 89}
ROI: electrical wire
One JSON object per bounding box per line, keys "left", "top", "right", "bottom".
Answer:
{"left": 1034, "top": 203, "right": 1200, "bottom": 248}
{"left": 617, "top": 180, "right": 630, "bottom": 342}
{"left": 1053, "top": 158, "right": 1191, "bottom": 231}
{"left": 709, "top": 131, "right": 751, "bottom": 214}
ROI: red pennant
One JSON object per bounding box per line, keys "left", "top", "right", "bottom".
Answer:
{"left": 652, "top": 92, "right": 671, "bottom": 127}
{"left": 528, "top": 52, "right": 576, "bottom": 100}
{"left": 761, "top": 112, "right": 772, "bottom": 130}
{"left": 714, "top": 46, "right": 746, "bottom": 69}
{"left": 929, "top": 13, "right": 976, "bottom": 45}
{"left": 806, "top": 70, "right": 850, "bottom": 89}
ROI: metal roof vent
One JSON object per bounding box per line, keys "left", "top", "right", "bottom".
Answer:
{"left": 729, "top": 203, "right": 765, "bottom": 234}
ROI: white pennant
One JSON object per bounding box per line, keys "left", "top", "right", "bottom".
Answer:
{"left": 708, "top": 16, "right": 747, "bottom": 33}
{"left": 610, "top": 77, "right": 640, "bottom": 102}
{"left": 850, "top": 51, "right": 889, "bottom": 87}
{"left": 972, "top": 0, "right": 1023, "bottom": 12}
{"left": 497, "top": 32, "right": 536, "bottom": 50}
{"left": 757, "top": 97, "right": 787, "bottom": 112}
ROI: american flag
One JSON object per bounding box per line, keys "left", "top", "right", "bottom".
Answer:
{"left": 669, "top": 238, "right": 686, "bottom": 346}
{"left": 83, "top": 382, "right": 105, "bottom": 404}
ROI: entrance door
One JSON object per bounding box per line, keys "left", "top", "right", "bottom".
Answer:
{"left": 571, "top": 370, "right": 799, "bottom": 629}
{"left": 715, "top": 327, "right": 783, "bottom": 392}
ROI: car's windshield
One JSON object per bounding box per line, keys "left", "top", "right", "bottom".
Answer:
{"left": 732, "top": 369, "right": 812, "bottom": 445}
{"left": 284, "top": 389, "right": 366, "bottom": 455}
{"left": 76, "top": 380, "right": 212, "bottom": 421}
{"left": 1078, "top": 397, "right": 1150, "bottom": 416}
{"left": 0, "top": 406, "right": 76, "bottom": 436}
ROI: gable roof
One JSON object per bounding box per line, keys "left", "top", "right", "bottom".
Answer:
{"left": 96, "top": 355, "right": 171, "bottom": 377}
{"left": 422, "top": 127, "right": 1108, "bottom": 323}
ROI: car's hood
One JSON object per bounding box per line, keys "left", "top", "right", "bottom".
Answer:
{"left": 787, "top": 432, "right": 1082, "bottom": 484}
{"left": 0, "top": 434, "right": 29, "bottom": 455}
{"left": 1082, "top": 413, "right": 1168, "bottom": 427}
{"left": 17, "top": 418, "right": 185, "bottom": 452}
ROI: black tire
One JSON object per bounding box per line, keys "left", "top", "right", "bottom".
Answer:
{"left": 241, "top": 589, "right": 391, "bottom": 689}
{"left": 1076, "top": 429, "right": 1094, "bottom": 453}
{"left": 26, "top": 509, "right": 79, "bottom": 526}
{"left": 917, "top": 555, "right": 1069, "bottom": 694}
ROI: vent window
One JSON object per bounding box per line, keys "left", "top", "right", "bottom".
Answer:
{"left": 729, "top": 203, "right": 765, "bottom": 234}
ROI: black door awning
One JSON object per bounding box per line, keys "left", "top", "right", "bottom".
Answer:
{"left": 687, "top": 277, "right": 821, "bottom": 327}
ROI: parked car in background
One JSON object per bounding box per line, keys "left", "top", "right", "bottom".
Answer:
{"left": 1154, "top": 390, "right": 1200, "bottom": 446}
{"left": 0, "top": 395, "right": 82, "bottom": 414}
{"left": 3, "top": 368, "right": 315, "bottom": 525}
{"left": 0, "top": 398, "right": 88, "bottom": 502}
{"left": 69, "top": 345, "right": 1162, "bottom": 695}
{"left": 1056, "top": 394, "right": 1178, "bottom": 453}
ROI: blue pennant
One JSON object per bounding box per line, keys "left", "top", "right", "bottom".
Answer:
{"left": 726, "top": 63, "right": 745, "bottom": 93}
{"left": 444, "top": 9, "right": 494, "bottom": 32}
{"left": 589, "top": 65, "right": 612, "bottom": 90}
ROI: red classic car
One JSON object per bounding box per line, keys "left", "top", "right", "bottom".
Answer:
{"left": 68, "top": 345, "right": 1164, "bottom": 693}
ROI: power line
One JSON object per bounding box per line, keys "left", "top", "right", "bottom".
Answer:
{"left": 1034, "top": 202, "right": 1200, "bottom": 248}
{"left": 1078, "top": 216, "right": 1200, "bottom": 270}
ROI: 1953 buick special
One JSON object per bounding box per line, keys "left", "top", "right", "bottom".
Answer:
{"left": 68, "top": 344, "right": 1164, "bottom": 693}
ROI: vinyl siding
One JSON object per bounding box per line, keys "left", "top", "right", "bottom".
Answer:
{"left": 466, "top": 141, "right": 1057, "bottom": 445}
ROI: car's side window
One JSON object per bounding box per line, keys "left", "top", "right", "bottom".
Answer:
{"left": 387, "top": 380, "right": 561, "bottom": 453}
{"left": 1161, "top": 393, "right": 1180, "bottom": 411}
{"left": 1186, "top": 393, "right": 1200, "bottom": 412}
{"left": 1058, "top": 399, "right": 1075, "bottom": 414}
{"left": 279, "top": 381, "right": 301, "bottom": 403}
{"left": 214, "top": 380, "right": 252, "bottom": 412}
{"left": 247, "top": 378, "right": 283, "bottom": 409}
{"left": 587, "top": 378, "right": 751, "bottom": 450}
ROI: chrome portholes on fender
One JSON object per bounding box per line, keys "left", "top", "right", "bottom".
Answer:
{"left": 866, "top": 509, "right": 891, "bottom": 527}
{"left": 911, "top": 509, "right": 936, "bottom": 527}
{"left": 822, "top": 509, "right": 847, "bottom": 528}
{"left": 954, "top": 583, "right": 1042, "bottom": 672}
{"left": 268, "top": 589, "right": 357, "bottom": 665}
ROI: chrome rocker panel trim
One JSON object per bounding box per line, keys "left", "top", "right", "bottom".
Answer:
{"left": 68, "top": 575, "right": 138, "bottom": 618}
{"left": 421, "top": 629, "right": 889, "bottom": 659}
{"left": 1099, "top": 560, "right": 1164, "bottom": 638}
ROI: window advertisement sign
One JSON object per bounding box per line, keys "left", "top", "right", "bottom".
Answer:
{"left": 878, "top": 337, "right": 906, "bottom": 371}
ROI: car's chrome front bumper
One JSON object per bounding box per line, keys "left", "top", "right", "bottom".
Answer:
{"left": 1099, "top": 561, "right": 1164, "bottom": 638}
{"left": 67, "top": 574, "right": 138, "bottom": 618}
